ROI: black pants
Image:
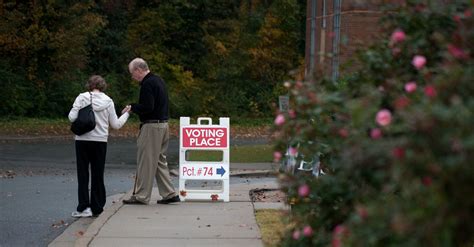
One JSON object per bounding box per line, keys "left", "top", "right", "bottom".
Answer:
{"left": 75, "top": 140, "right": 107, "bottom": 215}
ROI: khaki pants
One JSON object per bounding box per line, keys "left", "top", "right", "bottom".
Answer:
{"left": 133, "top": 123, "right": 176, "bottom": 203}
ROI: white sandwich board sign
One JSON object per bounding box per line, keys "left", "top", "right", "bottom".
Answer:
{"left": 179, "top": 117, "right": 230, "bottom": 202}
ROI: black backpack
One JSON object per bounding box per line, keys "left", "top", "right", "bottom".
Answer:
{"left": 71, "top": 92, "right": 96, "bottom": 135}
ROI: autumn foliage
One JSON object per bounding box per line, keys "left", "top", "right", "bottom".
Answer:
{"left": 0, "top": 0, "right": 305, "bottom": 118}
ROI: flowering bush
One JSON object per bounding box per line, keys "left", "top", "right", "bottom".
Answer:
{"left": 274, "top": 2, "right": 473, "bottom": 246}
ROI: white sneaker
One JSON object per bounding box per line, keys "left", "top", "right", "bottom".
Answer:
{"left": 71, "top": 207, "right": 92, "bottom": 218}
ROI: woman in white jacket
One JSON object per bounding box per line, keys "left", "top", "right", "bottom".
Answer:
{"left": 68, "top": 75, "right": 130, "bottom": 217}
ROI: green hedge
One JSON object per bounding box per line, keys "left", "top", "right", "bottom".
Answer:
{"left": 274, "top": 2, "right": 473, "bottom": 246}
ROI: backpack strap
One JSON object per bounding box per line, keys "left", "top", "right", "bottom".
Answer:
{"left": 89, "top": 92, "right": 93, "bottom": 109}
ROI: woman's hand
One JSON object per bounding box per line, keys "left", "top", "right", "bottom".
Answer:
{"left": 121, "top": 105, "right": 131, "bottom": 114}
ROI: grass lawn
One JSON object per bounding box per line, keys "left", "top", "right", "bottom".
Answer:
{"left": 230, "top": 144, "right": 273, "bottom": 163}
{"left": 0, "top": 117, "right": 274, "bottom": 163}
{"left": 1, "top": 117, "right": 274, "bottom": 163}
{"left": 0, "top": 117, "right": 273, "bottom": 139}
{"left": 186, "top": 144, "right": 273, "bottom": 163}
{"left": 255, "top": 209, "right": 287, "bottom": 247}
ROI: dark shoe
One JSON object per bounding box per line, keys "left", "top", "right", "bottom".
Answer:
{"left": 122, "top": 196, "right": 146, "bottom": 205}
{"left": 157, "top": 195, "right": 180, "bottom": 204}
{"left": 92, "top": 210, "right": 103, "bottom": 217}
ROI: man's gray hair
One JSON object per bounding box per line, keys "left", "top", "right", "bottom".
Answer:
{"left": 129, "top": 58, "right": 149, "bottom": 71}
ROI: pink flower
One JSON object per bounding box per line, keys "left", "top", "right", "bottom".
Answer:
{"left": 394, "top": 96, "right": 410, "bottom": 110}
{"left": 298, "top": 184, "right": 310, "bottom": 197}
{"left": 451, "top": 138, "right": 463, "bottom": 152}
{"left": 332, "top": 238, "right": 342, "bottom": 247}
{"left": 415, "top": 3, "right": 426, "bottom": 12}
{"left": 392, "top": 147, "right": 405, "bottom": 159}
{"left": 292, "top": 230, "right": 301, "bottom": 240}
{"left": 447, "top": 44, "right": 467, "bottom": 59}
{"left": 394, "top": 0, "right": 405, "bottom": 7}
{"left": 332, "top": 225, "right": 347, "bottom": 247}
{"left": 465, "top": 9, "right": 472, "bottom": 18}
{"left": 356, "top": 206, "right": 368, "bottom": 220}
{"left": 288, "top": 109, "right": 296, "bottom": 119}
{"left": 289, "top": 147, "right": 298, "bottom": 156}
{"left": 273, "top": 151, "right": 282, "bottom": 162}
{"left": 390, "top": 29, "right": 406, "bottom": 44}
{"left": 422, "top": 176, "right": 433, "bottom": 186}
{"left": 376, "top": 109, "right": 392, "bottom": 127}
{"left": 334, "top": 225, "right": 347, "bottom": 235}
{"left": 412, "top": 55, "right": 427, "bottom": 70}
{"left": 453, "top": 15, "right": 461, "bottom": 23}
{"left": 424, "top": 85, "right": 437, "bottom": 98}
{"left": 274, "top": 114, "right": 285, "bottom": 126}
{"left": 308, "top": 92, "right": 318, "bottom": 103}
{"left": 303, "top": 225, "right": 314, "bottom": 237}
{"left": 295, "top": 81, "right": 303, "bottom": 89}
{"left": 370, "top": 128, "right": 383, "bottom": 139}
{"left": 392, "top": 47, "right": 402, "bottom": 56}
{"left": 404, "top": 81, "right": 417, "bottom": 93}
{"left": 338, "top": 128, "right": 349, "bottom": 138}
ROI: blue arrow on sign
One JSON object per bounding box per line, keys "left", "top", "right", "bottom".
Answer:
{"left": 217, "top": 166, "right": 226, "bottom": 177}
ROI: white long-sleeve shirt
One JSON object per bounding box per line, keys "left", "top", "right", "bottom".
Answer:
{"left": 68, "top": 91, "right": 129, "bottom": 142}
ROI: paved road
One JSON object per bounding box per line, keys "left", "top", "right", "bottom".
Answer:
{"left": 0, "top": 137, "right": 268, "bottom": 247}
{"left": 0, "top": 168, "right": 135, "bottom": 247}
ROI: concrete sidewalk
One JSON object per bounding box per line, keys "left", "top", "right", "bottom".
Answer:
{"left": 50, "top": 163, "right": 285, "bottom": 247}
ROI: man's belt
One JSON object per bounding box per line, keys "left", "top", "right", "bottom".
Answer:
{"left": 141, "top": 119, "right": 168, "bottom": 124}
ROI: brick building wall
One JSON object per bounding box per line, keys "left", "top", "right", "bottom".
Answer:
{"left": 305, "top": 0, "right": 391, "bottom": 80}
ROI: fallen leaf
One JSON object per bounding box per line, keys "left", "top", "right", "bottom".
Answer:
{"left": 51, "top": 220, "right": 67, "bottom": 228}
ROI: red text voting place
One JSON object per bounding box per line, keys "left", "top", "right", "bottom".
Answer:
{"left": 182, "top": 127, "right": 228, "bottom": 148}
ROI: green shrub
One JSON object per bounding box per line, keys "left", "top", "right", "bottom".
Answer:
{"left": 274, "top": 2, "right": 473, "bottom": 246}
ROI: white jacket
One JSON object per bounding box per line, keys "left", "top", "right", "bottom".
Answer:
{"left": 68, "top": 91, "right": 129, "bottom": 142}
